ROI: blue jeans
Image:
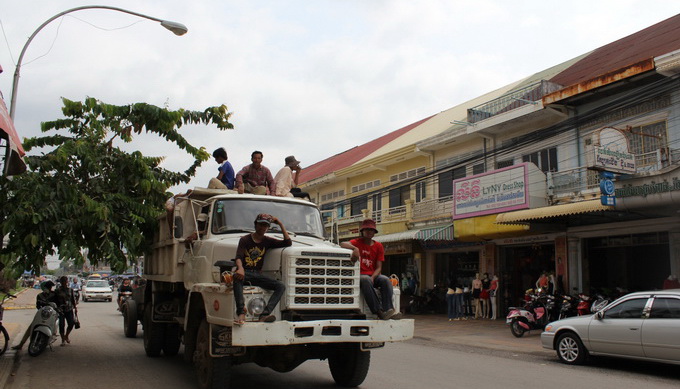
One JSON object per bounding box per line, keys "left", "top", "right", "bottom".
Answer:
{"left": 360, "top": 275, "right": 393, "bottom": 314}
{"left": 455, "top": 294, "right": 464, "bottom": 318}
{"left": 234, "top": 270, "right": 285, "bottom": 316}
{"left": 447, "top": 294, "right": 456, "bottom": 319}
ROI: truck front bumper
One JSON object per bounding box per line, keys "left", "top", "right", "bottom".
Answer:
{"left": 230, "top": 318, "right": 414, "bottom": 346}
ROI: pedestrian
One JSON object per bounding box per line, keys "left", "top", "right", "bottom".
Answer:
{"left": 55, "top": 276, "right": 78, "bottom": 346}
{"left": 340, "top": 219, "right": 402, "bottom": 320}
{"left": 233, "top": 214, "right": 292, "bottom": 324}
{"left": 209, "top": 147, "right": 235, "bottom": 190}
{"left": 234, "top": 150, "right": 276, "bottom": 195}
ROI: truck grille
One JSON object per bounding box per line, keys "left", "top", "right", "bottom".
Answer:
{"left": 285, "top": 254, "right": 359, "bottom": 309}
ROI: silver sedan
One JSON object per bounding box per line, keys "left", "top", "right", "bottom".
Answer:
{"left": 541, "top": 290, "right": 680, "bottom": 365}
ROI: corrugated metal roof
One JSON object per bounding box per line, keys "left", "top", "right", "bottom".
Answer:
{"left": 298, "top": 115, "right": 434, "bottom": 184}
{"left": 495, "top": 200, "right": 613, "bottom": 224}
{"left": 549, "top": 13, "right": 680, "bottom": 87}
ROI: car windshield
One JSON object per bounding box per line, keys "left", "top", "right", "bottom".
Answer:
{"left": 211, "top": 198, "right": 325, "bottom": 238}
{"left": 86, "top": 281, "right": 108, "bottom": 288}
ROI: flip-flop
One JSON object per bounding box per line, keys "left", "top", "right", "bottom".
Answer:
{"left": 233, "top": 319, "right": 245, "bottom": 326}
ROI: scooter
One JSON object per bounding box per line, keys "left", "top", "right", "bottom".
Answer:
{"left": 27, "top": 302, "right": 60, "bottom": 357}
{"left": 506, "top": 293, "right": 555, "bottom": 338}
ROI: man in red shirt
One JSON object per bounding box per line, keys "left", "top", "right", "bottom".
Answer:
{"left": 341, "top": 219, "right": 401, "bottom": 320}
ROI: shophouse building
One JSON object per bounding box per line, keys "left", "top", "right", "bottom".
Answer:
{"left": 298, "top": 14, "right": 680, "bottom": 314}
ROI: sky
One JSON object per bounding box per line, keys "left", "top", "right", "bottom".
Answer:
{"left": 2, "top": 1, "right": 680, "bottom": 195}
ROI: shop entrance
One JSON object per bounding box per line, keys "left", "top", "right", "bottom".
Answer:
{"left": 434, "top": 251, "right": 479, "bottom": 287}
{"left": 499, "top": 243, "right": 555, "bottom": 313}
{"left": 584, "top": 232, "right": 670, "bottom": 293}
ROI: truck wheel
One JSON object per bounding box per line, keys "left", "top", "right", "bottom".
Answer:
{"left": 143, "top": 305, "right": 165, "bottom": 357}
{"left": 328, "top": 344, "right": 370, "bottom": 387}
{"left": 163, "top": 324, "right": 181, "bottom": 356}
{"left": 194, "top": 319, "right": 231, "bottom": 389}
{"left": 123, "top": 300, "right": 138, "bottom": 338}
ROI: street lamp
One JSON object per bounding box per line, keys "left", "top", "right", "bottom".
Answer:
{"left": 8, "top": 5, "right": 188, "bottom": 119}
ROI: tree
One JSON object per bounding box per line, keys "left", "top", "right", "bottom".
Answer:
{"left": 0, "top": 97, "right": 233, "bottom": 274}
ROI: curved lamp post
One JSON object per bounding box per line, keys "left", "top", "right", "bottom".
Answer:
{"left": 9, "top": 5, "right": 188, "bottom": 119}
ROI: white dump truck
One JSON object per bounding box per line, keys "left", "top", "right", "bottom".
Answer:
{"left": 134, "top": 188, "right": 414, "bottom": 389}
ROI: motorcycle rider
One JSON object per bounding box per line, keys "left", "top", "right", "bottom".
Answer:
{"left": 117, "top": 278, "right": 133, "bottom": 310}
{"left": 70, "top": 277, "right": 81, "bottom": 303}
{"left": 12, "top": 281, "right": 57, "bottom": 350}
{"left": 55, "top": 276, "right": 78, "bottom": 346}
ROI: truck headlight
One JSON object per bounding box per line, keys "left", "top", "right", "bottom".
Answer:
{"left": 247, "top": 297, "right": 266, "bottom": 315}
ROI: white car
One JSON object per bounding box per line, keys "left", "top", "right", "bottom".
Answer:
{"left": 541, "top": 290, "right": 680, "bottom": 365}
{"left": 82, "top": 280, "right": 113, "bottom": 302}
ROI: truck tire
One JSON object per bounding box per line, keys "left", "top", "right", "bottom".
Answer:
{"left": 123, "top": 300, "right": 138, "bottom": 338}
{"left": 143, "top": 304, "right": 165, "bottom": 357}
{"left": 163, "top": 324, "right": 181, "bottom": 356}
{"left": 328, "top": 344, "right": 370, "bottom": 387}
{"left": 194, "top": 319, "right": 231, "bottom": 389}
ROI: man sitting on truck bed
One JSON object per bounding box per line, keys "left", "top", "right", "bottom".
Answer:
{"left": 233, "top": 213, "right": 292, "bottom": 324}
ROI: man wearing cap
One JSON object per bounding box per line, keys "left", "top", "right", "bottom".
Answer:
{"left": 274, "top": 155, "right": 310, "bottom": 200}
{"left": 235, "top": 151, "right": 276, "bottom": 195}
{"left": 341, "top": 219, "right": 401, "bottom": 320}
{"left": 233, "top": 213, "right": 292, "bottom": 324}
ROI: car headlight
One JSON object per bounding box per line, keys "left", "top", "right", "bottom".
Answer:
{"left": 545, "top": 325, "right": 553, "bottom": 332}
{"left": 247, "top": 297, "right": 266, "bottom": 315}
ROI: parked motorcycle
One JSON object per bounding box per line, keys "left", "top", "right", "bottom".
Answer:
{"left": 507, "top": 292, "right": 556, "bottom": 337}
{"left": 558, "top": 293, "right": 578, "bottom": 320}
{"left": 408, "top": 286, "right": 446, "bottom": 314}
{"left": 27, "top": 302, "right": 60, "bottom": 357}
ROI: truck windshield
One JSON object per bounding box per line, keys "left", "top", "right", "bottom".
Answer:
{"left": 212, "top": 198, "right": 325, "bottom": 238}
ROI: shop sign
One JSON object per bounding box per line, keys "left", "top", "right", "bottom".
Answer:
{"left": 587, "top": 127, "right": 636, "bottom": 174}
{"left": 452, "top": 162, "right": 546, "bottom": 220}
{"left": 615, "top": 177, "right": 680, "bottom": 198}
{"left": 496, "top": 234, "right": 558, "bottom": 245}
{"left": 383, "top": 242, "right": 412, "bottom": 255}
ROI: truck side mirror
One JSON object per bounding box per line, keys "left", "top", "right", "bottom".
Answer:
{"left": 174, "top": 216, "right": 183, "bottom": 239}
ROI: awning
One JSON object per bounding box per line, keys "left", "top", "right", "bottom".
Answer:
{"left": 374, "top": 224, "right": 455, "bottom": 243}
{"left": 495, "top": 200, "right": 614, "bottom": 225}
{"left": 0, "top": 90, "right": 26, "bottom": 175}
{"left": 418, "top": 224, "right": 453, "bottom": 241}
{"left": 374, "top": 229, "right": 420, "bottom": 243}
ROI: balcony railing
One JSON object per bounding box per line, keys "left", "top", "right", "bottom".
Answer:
{"left": 324, "top": 148, "right": 680, "bottom": 230}
{"left": 467, "top": 80, "right": 563, "bottom": 124}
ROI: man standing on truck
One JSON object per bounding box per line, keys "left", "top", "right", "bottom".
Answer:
{"left": 341, "top": 219, "right": 401, "bottom": 320}
{"left": 235, "top": 150, "right": 276, "bottom": 195}
{"left": 233, "top": 213, "right": 292, "bottom": 324}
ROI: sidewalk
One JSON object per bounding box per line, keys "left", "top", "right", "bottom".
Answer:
{"left": 1, "top": 287, "right": 38, "bottom": 388}
{"left": 0, "top": 291, "right": 549, "bottom": 388}
{"left": 407, "top": 313, "right": 549, "bottom": 355}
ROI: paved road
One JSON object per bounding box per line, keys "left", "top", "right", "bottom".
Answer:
{"left": 5, "top": 291, "right": 680, "bottom": 389}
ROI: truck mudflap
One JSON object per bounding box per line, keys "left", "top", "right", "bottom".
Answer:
{"left": 229, "top": 318, "right": 414, "bottom": 346}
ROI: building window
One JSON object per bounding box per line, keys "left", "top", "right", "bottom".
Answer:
{"left": 496, "top": 159, "right": 514, "bottom": 169}
{"left": 628, "top": 121, "right": 668, "bottom": 169}
{"left": 438, "top": 166, "right": 465, "bottom": 198}
{"left": 351, "top": 196, "right": 367, "bottom": 216}
{"left": 522, "top": 147, "right": 558, "bottom": 173}
{"left": 390, "top": 167, "right": 426, "bottom": 182}
{"left": 372, "top": 193, "right": 382, "bottom": 221}
{"left": 472, "top": 163, "right": 485, "bottom": 175}
{"left": 336, "top": 204, "right": 346, "bottom": 218}
{"left": 415, "top": 182, "right": 426, "bottom": 202}
{"left": 389, "top": 184, "right": 410, "bottom": 209}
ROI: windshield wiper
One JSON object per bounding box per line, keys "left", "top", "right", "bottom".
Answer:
{"left": 293, "top": 232, "right": 323, "bottom": 239}
{"left": 215, "top": 227, "right": 253, "bottom": 234}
